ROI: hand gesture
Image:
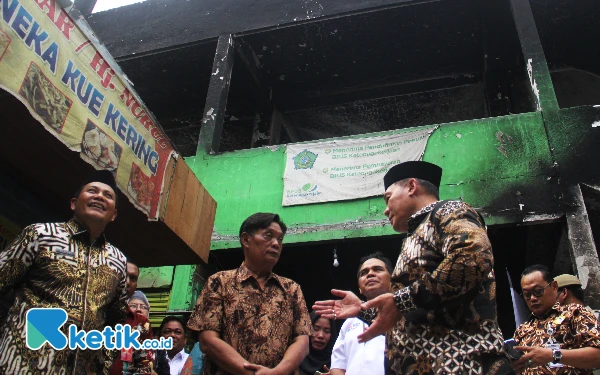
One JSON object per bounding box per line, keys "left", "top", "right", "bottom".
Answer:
{"left": 312, "top": 290, "right": 362, "bottom": 320}
{"left": 512, "top": 346, "right": 552, "bottom": 373}
{"left": 316, "top": 365, "right": 331, "bottom": 374}
{"left": 357, "top": 293, "right": 399, "bottom": 343}
{"left": 243, "top": 362, "right": 277, "bottom": 375}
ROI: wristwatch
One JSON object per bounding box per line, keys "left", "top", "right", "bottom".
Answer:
{"left": 552, "top": 348, "right": 563, "bottom": 364}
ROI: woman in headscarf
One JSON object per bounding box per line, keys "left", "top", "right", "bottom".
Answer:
{"left": 299, "top": 311, "right": 337, "bottom": 375}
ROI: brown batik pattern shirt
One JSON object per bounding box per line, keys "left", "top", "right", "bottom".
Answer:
{"left": 0, "top": 219, "right": 128, "bottom": 375}
{"left": 514, "top": 302, "right": 600, "bottom": 375}
{"left": 187, "top": 263, "right": 312, "bottom": 375}
{"left": 361, "top": 200, "right": 509, "bottom": 375}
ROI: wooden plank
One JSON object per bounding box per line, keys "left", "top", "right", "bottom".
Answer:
{"left": 162, "top": 159, "right": 215, "bottom": 263}
{"left": 179, "top": 168, "right": 203, "bottom": 244}
{"left": 159, "top": 155, "right": 178, "bottom": 220}
{"left": 189, "top": 181, "right": 208, "bottom": 256}
{"left": 162, "top": 159, "right": 189, "bottom": 230}
{"left": 194, "top": 189, "right": 216, "bottom": 262}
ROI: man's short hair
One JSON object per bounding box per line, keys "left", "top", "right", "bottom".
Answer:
{"left": 159, "top": 316, "right": 186, "bottom": 333}
{"left": 521, "top": 264, "right": 553, "bottom": 283}
{"left": 238, "top": 213, "right": 287, "bottom": 246}
{"left": 357, "top": 251, "right": 394, "bottom": 279}
{"left": 396, "top": 178, "right": 440, "bottom": 200}
{"left": 559, "top": 285, "right": 585, "bottom": 303}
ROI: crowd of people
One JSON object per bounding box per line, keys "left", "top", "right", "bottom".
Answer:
{"left": 0, "top": 161, "right": 599, "bottom": 375}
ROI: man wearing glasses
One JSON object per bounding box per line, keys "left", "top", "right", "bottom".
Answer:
{"left": 512, "top": 264, "right": 600, "bottom": 375}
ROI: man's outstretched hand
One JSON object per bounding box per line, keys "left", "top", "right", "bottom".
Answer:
{"left": 357, "top": 293, "right": 399, "bottom": 343}
{"left": 312, "top": 289, "right": 362, "bottom": 320}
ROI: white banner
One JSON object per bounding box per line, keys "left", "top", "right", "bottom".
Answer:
{"left": 283, "top": 127, "right": 436, "bottom": 206}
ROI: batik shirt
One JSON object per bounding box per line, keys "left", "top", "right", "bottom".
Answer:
{"left": 362, "top": 201, "right": 509, "bottom": 375}
{"left": 187, "top": 263, "right": 312, "bottom": 375}
{"left": 514, "top": 302, "right": 600, "bottom": 375}
{"left": 0, "top": 219, "right": 128, "bottom": 375}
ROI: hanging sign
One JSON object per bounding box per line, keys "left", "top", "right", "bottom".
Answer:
{"left": 0, "top": 0, "right": 175, "bottom": 219}
{"left": 283, "top": 127, "right": 435, "bottom": 206}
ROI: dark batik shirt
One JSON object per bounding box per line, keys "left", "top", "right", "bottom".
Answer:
{"left": 363, "top": 201, "right": 509, "bottom": 375}
{"left": 187, "top": 263, "right": 312, "bottom": 375}
{"left": 514, "top": 303, "right": 600, "bottom": 375}
{"left": 0, "top": 219, "right": 128, "bottom": 375}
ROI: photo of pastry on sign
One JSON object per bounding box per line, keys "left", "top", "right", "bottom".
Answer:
{"left": 81, "top": 119, "right": 122, "bottom": 170}
{"left": 19, "top": 62, "right": 72, "bottom": 133}
{"left": 128, "top": 163, "right": 154, "bottom": 212}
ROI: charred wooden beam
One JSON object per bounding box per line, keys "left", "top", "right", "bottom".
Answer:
{"left": 509, "top": 0, "right": 558, "bottom": 112}
{"left": 198, "top": 35, "right": 235, "bottom": 154}
{"left": 563, "top": 184, "right": 600, "bottom": 309}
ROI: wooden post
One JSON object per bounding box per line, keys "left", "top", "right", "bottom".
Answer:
{"left": 563, "top": 184, "right": 600, "bottom": 309}
{"left": 198, "top": 35, "right": 235, "bottom": 154}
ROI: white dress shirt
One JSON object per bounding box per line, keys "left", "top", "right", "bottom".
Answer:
{"left": 167, "top": 349, "right": 189, "bottom": 375}
{"left": 331, "top": 317, "right": 385, "bottom": 375}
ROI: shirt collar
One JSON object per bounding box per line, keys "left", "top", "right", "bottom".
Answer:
{"left": 237, "top": 263, "right": 285, "bottom": 289}
{"left": 169, "top": 348, "right": 187, "bottom": 361}
{"left": 531, "top": 302, "right": 562, "bottom": 319}
{"left": 66, "top": 218, "right": 107, "bottom": 245}
{"left": 406, "top": 201, "right": 440, "bottom": 233}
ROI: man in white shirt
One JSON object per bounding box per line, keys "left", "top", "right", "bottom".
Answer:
{"left": 160, "top": 316, "right": 190, "bottom": 375}
{"left": 330, "top": 252, "right": 391, "bottom": 375}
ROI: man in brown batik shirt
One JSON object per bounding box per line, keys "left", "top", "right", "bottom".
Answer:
{"left": 187, "top": 213, "right": 311, "bottom": 375}
{"left": 315, "top": 161, "right": 511, "bottom": 375}
{"left": 513, "top": 265, "right": 600, "bottom": 375}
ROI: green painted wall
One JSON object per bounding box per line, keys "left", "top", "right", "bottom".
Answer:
{"left": 138, "top": 265, "right": 199, "bottom": 313}
{"left": 187, "top": 111, "right": 559, "bottom": 250}
{"left": 168, "top": 265, "right": 197, "bottom": 311}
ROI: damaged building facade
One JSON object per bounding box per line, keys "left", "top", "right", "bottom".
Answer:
{"left": 84, "top": 0, "right": 600, "bottom": 335}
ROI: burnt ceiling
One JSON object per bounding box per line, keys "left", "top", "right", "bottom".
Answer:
{"left": 237, "top": 0, "right": 483, "bottom": 101}
{"left": 530, "top": 0, "right": 599, "bottom": 75}
{"left": 87, "top": 0, "right": 598, "bottom": 155}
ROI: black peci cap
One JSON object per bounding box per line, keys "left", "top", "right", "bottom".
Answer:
{"left": 75, "top": 170, "right": 119, "bottom": 205}
{"left": 383, "top": 161, "right": 442, "bottom": 191}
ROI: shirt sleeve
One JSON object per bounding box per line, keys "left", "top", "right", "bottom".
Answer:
{"left": 513, "top": 323, "right": 527, "bottom": 345}
{"left": 290, "top": 283, "right": 312, "bottom": 338}
{"left": 0, "top": 224, "right": 39, "bottom": 295}
{"left": 102, "top": 256, "right": 131, "bottom": 374}
{"left": 187, "top": 273, "right": 224, "bottom": 333}
{"left": 331, "top": 320, "right": 349, "bottom": 370}
{"left": 105, "top": 255, "right": 129, "bottom": 327}
{"left": 393, "top": 202, "right": 494, "bottom": 313}
{"left": 569, "top": 306, "right": 600, "bottom": 349}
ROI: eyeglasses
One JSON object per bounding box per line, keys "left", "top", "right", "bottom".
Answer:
{"left": 521, "top": 283, "right": 551, "bottom": 300}
{"left": 128, "top": 303, "right": 149, "bottom": 311}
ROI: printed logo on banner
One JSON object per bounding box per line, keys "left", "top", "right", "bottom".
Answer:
{"left": 302, "top": 183, "right": 318, "bottom": 192}
{"left": 293, "top": 150, "right": 318, "bottom": 170}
